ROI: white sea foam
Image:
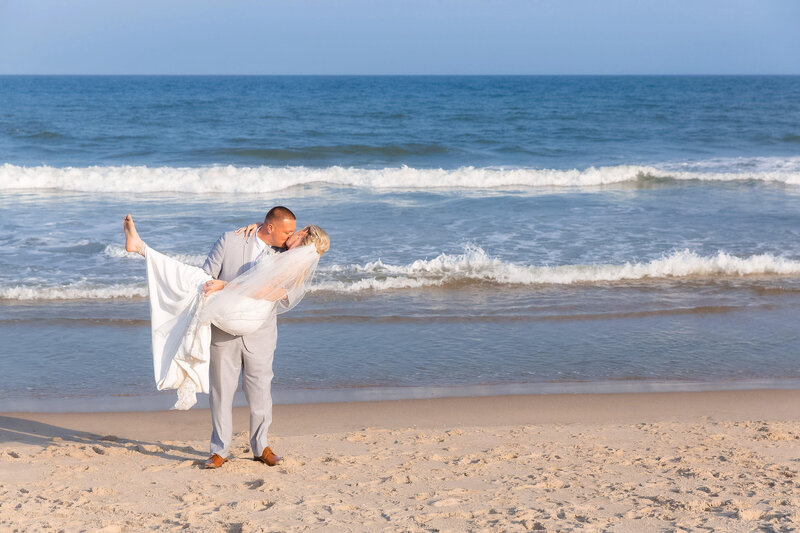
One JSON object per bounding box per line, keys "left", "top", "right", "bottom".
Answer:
{"left": 5, "top": 248, "right": 800, "bottom": 301}
{"left": 0, "top": 283, "right": 148, "bottom": 301}
{"left": 2, "top": 158, "right": 800, "bottom": 193}
{"left": 312, "top": 247, "right": 800, "bottom": 293}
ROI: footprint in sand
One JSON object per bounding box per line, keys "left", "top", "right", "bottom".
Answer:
{"left": 345, "top": 432, "right": 369, "bottom": 442}
{"left": 176, "top": 492, "right": 200, "bottom": 503}
{"left": 431, "top": 497, "right": 464, "bottom": 507}
{"left": 382, "top": 473, "right": 415, "bottom": 484}
{"left": 245, "top": 479, "right": 266, "bottom": 490}
{"left": 135, "top": 444, "right": 164, "bottom": 454}
{"left": 280, "top": 457, "right": 305, "bottom": 467}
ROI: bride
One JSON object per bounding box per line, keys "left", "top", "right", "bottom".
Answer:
{"left": 123, "top": 215, "right": 329, "bottom": 409}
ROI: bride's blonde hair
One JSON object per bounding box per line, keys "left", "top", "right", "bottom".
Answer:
{"left": 300, "top": 225, "right": 330, "bottom": 256}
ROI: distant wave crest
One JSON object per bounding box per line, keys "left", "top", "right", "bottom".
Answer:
{"left": 2, "top": 157, "right": 800, "bottom": 193}
{"left": 5, "top": 248, "right": 800, "bottom": 301}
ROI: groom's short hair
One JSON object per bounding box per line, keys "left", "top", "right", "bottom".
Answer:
{"left": 265, "top": 206, "right": 296, "bottom": 222}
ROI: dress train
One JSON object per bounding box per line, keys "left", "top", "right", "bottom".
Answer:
{"left": 145, "top": 247, "right": 214, "bottom": 410}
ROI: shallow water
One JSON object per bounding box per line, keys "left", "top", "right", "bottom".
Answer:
{"left": 2, "top": 76, "right": 800, "bottom": 410}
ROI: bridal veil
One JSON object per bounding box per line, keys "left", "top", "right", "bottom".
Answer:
{"left": 146, "top": 244, "right": 319, "bottom": 410}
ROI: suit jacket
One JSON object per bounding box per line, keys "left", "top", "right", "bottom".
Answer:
{"left": 202, "top": 230, "right": 282, "bottom": 353}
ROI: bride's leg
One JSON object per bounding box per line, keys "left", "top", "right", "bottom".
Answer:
{"left": 124, "top": 214, "right": 147, "bottom": 256}
{"left": 126, "top": 214, "right": 205, "bottom": 279}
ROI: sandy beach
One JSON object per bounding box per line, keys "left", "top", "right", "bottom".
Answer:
{"left": 2, "top": 390, "right": 800, "bottom": 532}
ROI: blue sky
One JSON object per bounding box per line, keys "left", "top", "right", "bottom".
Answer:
{"left": 1, "top": 0, "right": 798, "bottom": 75}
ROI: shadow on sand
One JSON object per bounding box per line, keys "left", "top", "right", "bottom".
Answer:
{"left": 0, "top": 415, "right": 207, "bottom": 464}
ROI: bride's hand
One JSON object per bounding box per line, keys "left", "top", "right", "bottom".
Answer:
{"left": 203, "top": 279, "right": 226, "bottom": 296}
{"left": 235, "top": 224, "right": 260, "bottom": 238}
{"left": 286, "top": 227, "right": 309, "bottom": 250}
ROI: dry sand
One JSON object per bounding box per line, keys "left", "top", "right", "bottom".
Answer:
{"left": 2, "top": 390, "right": 800, "bottom": 532}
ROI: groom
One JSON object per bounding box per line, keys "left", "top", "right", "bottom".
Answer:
{"left": 200, "top": 205, "right": 302, "bottom": 469}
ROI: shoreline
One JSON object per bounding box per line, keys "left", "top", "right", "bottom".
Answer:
{"left": 4, "top": 389, "right": 800, "bottom": 442}
{"left": 5, "top": 378, "right": 800, "bottom": 413}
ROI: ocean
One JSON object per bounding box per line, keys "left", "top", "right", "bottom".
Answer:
{"left": 2, "top": 75, "right": 800, "bottom": 411}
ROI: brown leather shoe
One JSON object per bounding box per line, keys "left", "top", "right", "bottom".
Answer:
{"left": 203, "top": 453, "right": 228, "bottom": 469}
{"left": 254, "top": 446, "right": 281, "bottom": 466}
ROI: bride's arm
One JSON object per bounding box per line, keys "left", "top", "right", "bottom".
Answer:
{"left": 250, "top": 268, "right": 309, "bottom": 302}
{"left": 253, "top": 285, "right": 288, "bottom": 301}
{"left": 204, "top": 279, "right": 272, "bottom": 299}
{"left": 234, "top": 224, "right": 260, "bottom": 238}
{"left": 250, "top": 270, "right": 294, "bottom": 301}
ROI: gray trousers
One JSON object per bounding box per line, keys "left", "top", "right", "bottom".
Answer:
{"left": 208, "top": 329, "right": 275, "bottom": 458}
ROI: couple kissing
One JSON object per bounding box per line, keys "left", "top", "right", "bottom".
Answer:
{"left": 123, "top": 206, "right": 329, "bottom": 469}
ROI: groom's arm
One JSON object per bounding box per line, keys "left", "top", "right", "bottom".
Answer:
{"left": 202, "top": 232, "right": 227, "bottom": 279}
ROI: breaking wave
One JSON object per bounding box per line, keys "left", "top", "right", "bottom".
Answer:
{"left": 4, "top": 248, "right": 800, "bottom": 301}
{"left": 2, "top": 157, "right": 800, "bottom": 193}
{"left": 312, "top": 247, "right": 800, "bottom": 293}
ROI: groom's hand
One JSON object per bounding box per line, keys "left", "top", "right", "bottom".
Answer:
{"left": 203, "top": 279, "right": 226, "bottom": 296}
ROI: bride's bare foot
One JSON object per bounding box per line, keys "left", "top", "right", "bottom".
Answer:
{"left": 124, "top": 214, "right": 146, "bottom": 255}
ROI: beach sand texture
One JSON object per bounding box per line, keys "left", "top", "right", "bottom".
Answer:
{"left": 2, "top": 391, "right": 800, "bottom": 532}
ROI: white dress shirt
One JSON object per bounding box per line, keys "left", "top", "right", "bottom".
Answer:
{"left": 251, "top": 225, "right": 268, "bottom": 263}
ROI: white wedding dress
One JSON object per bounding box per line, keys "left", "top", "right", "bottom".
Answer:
{"left": 144, "top": 244, "right": 318, "bottom": 410}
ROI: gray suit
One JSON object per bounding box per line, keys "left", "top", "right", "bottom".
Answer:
{"left": 202, "top": 230, "right": 282, "bottom": 457}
